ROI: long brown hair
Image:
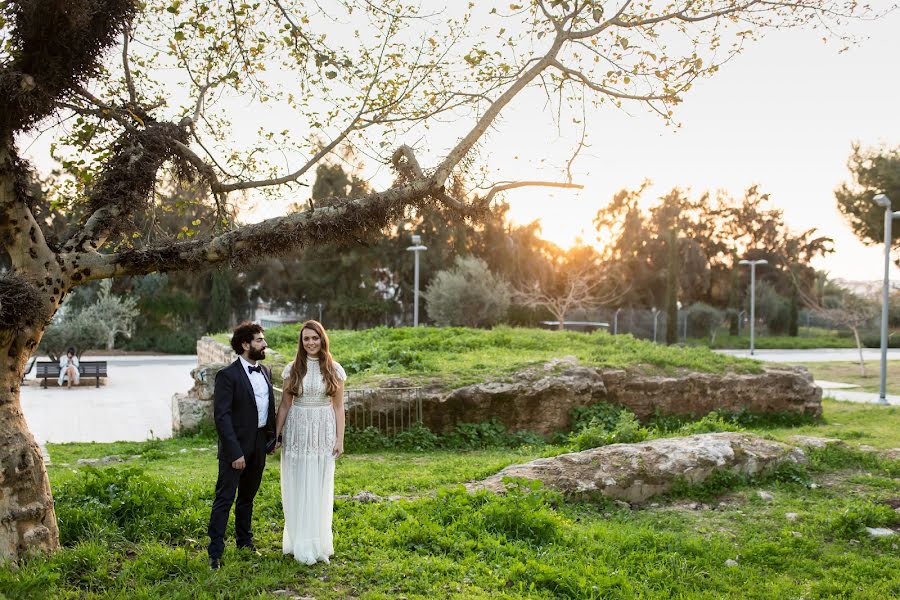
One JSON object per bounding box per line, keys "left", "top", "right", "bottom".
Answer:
{"left": 284, "top": 320, "right": 339, "bottom": 397}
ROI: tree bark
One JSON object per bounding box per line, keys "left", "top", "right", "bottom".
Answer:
{"left": 0, "top": 334, "right": 60, "bottom": 560}
{"left": 1, "top": 146, "right": 65, "bottom": 560}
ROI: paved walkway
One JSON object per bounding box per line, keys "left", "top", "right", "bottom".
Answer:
{"left": 21, "top": 355, "right": 196, "bottom": 446}
{"left": 821, "top": 389, "right": 900, "bottom": 406}
{"left": 718, "top": 348, "right": 900, "bottom": 406}
{"left": 716, "top": 348, "right": 900, "bottom": 363}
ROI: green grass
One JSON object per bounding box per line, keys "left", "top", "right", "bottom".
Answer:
{"left": 763, "top": 398, "right": 900, "bottom": 450}
{"left": 2, "top": 399, "right": 898, "bottom": 599}
{"left": 217, "top": 326, "right": 762, "bottom": 388}
{"left": 701, "top": 333, "right": 857, "bottom": 350}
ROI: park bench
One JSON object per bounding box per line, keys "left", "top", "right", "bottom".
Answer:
{"left": 36, "top": 360, "right": 108, "bottom": 388}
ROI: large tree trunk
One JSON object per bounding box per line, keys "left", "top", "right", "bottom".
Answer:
{"left": 1, "top": 145, "right": 64, "bottom": 561}
{"left": 0, "top": 332, "right": 60, "bottom": 560}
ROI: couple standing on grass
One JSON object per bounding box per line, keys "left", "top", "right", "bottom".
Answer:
{"left": 206, "top": 319, "right": 346, "bottom": 570}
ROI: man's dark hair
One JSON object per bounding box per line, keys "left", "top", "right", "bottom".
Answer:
{"left": 230, "top": 322, "right": 264, "bottom": 354}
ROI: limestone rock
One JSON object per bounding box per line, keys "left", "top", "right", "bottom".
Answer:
{"left": 724, "top": 559, "right": 739, "bottom": 568}
{"left": 788, "top": 436, "right": 844, "bottom": 449}
{"left": 350, "top": 491, "right": 383, "bottom": 503}
{"left": 171, "top": 392, "right": 212, "bottom": 434}
{"left": 602, "top": 365, "right": 821, "bottom": 421}
{"left": 419, "top": 361, "right": 821, "bottom": 436}
{"left": 757, "top": 491, "right": 774, "bottom": 502}
{"left": 76, "top": 455, "right": 124, "bottom": 466}
{"left": 469, "top": 433, "right": 806, "bottom": 504}
{"left": 422, "top": 365, "right": 607, "bottom": 435}
{"left": 865, "top": 527, "right": 896, "bottom": 538}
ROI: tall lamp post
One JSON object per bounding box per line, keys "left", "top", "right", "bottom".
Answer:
{"left": 406, "top": 234, "right": 427, "bottom": 327}
{"left": 613, "top": 307, "right": 622, "bottom": 335}
{"left": 651, "top": 307, "right": 660, "bottom": 343}
{"left": 739, "top": 259, "right": 768, "bottom": 356}
{"left": 873, "top": 193, "right": 900, "bottom": 404}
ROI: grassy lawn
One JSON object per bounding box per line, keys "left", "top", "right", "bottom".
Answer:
{"left": 216, "top": 326, "right": 762, "bottom": 389}
{"left": 701, "top": 333, "right": 857, "bottom": 350}
{"left": 794, "top": 360, "right": 900, "bottom": 396}
{"left": 3, "top": 400, "right": 899, "bottom": 599}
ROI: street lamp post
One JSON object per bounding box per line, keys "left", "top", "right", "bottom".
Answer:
{"left": 739, "top": 259, "right": 768, "bottom": 356}
{"left": 406, "top": 234, "right": 428, "bottom": 327}
{"left": 651, "top": 307, "right": 660, "bottom": 343}
{"left": 613, "top": 307, "right": 622, "bottom": 335}
{"left": 873, "top": 194, "right": 900, "bottom": 404}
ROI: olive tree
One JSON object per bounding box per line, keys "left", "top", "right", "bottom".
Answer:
{"left": 425, "top": 256, "right": 511, "bottom": 327}
{"left": 0, "top": 0, "right": 870, "bottom": 561}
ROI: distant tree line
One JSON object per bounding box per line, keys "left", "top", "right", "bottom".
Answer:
{"left": 48, "top": 141, "right": 900, "bottom": 351}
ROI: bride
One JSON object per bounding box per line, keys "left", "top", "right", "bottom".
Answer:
{"left": 275, "top": 320, "right": 345, "bottom": 564}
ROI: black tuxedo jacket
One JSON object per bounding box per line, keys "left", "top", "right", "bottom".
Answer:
{"left": 213, "top": 359, "right": 276, "bottom": 463}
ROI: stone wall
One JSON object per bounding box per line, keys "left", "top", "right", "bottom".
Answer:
{"left": 417, "top": 360, "right": 821, "bottom": 435}
{"left": 196, "top": 336, "right": 237, "bottom": 366}
{"left": 173, "top": 337, "right": 288, "bottom": 433}
{"left": 177, "top": 348, "right": 822, "bottom": 436}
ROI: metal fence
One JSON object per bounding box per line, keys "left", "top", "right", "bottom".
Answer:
{"left": 562, "top": 307, "right": 857, "bottom": 341}
{"left": 274, "top": 385, "right": 424, "bottom": 434}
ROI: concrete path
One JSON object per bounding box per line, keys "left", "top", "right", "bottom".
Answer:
{"left": 821, "top": 389, "right": 900, "bottom": 406}
{"left": 716, "top": 348, "right": 900, "bottom": 363}
{"left": 20, "top": 355, "right": 196, "bottom": 446}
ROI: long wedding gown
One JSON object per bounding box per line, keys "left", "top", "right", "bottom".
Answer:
{"left": 280, "top": 358, "right": 346, "bottom": 564}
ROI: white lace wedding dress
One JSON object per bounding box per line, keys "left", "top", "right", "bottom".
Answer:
{"left": 280, "top": 358, "right": 345, "bottom": 564}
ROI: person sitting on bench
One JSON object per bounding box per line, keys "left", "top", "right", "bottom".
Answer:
{"left": 58, "top": 347, "right": 80, "bottom": 388}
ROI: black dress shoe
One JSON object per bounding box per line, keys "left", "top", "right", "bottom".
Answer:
{"left": 209, "top": 557, "right": 221, "bottom": 570}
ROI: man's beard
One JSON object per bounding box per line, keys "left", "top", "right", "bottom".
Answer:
{"left": 248, "top": 347, "right": 266, "bottom": 361}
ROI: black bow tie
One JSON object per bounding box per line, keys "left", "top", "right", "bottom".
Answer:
{"left": 248, "top": 365, "right": 262, "bottom": 374}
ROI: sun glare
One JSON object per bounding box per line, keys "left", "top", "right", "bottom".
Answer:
{"left": 505, "top": 186, "right": 607, "bottom": 251}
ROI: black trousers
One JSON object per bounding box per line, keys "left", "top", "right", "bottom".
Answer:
{"left": 207, "top": 428, "right": 267, "bottom": 559}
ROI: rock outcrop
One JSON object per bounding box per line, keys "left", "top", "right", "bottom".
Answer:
{"left": 420, "top": 359, "right": 606, "bottom": 435}
{"left": 171, "top": 364, "right": 225, "bottom": 433}
{"left": 179, "top": 347, "right": 822, "bottom": 437}
{"left": 602, "top": 366, "right": 821, "bottom": 421}
{"left": 469, "top": 432, "right": 806, "bottom": 503}
{"left": 418, "top": 361, "right": 821, "bottom": 435}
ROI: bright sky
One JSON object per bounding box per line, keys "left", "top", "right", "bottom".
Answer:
{"left": 492, "top": 9, "right": 900, "bottom": 281}
{"left": 21, "top": 3, "right": 900, "bottom": 282}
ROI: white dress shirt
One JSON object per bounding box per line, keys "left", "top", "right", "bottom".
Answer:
{"left": 239, "top": 356, "right": 270, "bottom": 428}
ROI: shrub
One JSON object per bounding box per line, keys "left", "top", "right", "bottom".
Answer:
{"left": 569, "top": 410, "right": 650, "bottom": 451}
{"left": 393, "top": 424, "right": 439, "bottom": 451}
{"left": 424, "top": 256, "right": 511, "bottom": 327}
{"left": 823, "top": 499, "right": 899, "bottom": 539}
{"left": 55, "top": 467, "right": 204, "bottom": 545}
{"left": 570, "top": 402, "right": 623, "bottom": 433}
{"left": 686, "top": 302, "right": 724, "bottom": 343}
{"left": 674, "top": 412, "right": 744, "bottom": 436}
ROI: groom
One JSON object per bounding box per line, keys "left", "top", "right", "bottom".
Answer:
{"left": 207, "top": 321, "right": 276, "bottom": 570}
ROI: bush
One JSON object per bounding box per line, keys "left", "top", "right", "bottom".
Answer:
{"left": 686, "top": 302, "right": 724, "bottom": 342}
{"left": 125, "top": 327, "right": 200, "bottom": 354}
{"left": 55, "top": 467, "right": 205, "bottom": 545}
{"left": 345, "top": 419, "right": 545, "bottom": 452}
{"left": 570, "top": 402, "right": 622, "bottom": 433}
{"left": 673, "top": 412, "right": 744, "bottom": 436}
{"left": 823, "top": 499, "right": 899, "bottom": 539}
{"left": 424, "top": 256, "right": 511, "bottom": 327}
{"left": 569, "top": 410, "right": 650, "bottom": 451}
{"left": 39, "top": 313, "right": 107, "bottom": 359}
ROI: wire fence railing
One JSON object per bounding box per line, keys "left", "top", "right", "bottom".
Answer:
{"left": 273, "top": 385, "right": 424, "bottom": 434}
